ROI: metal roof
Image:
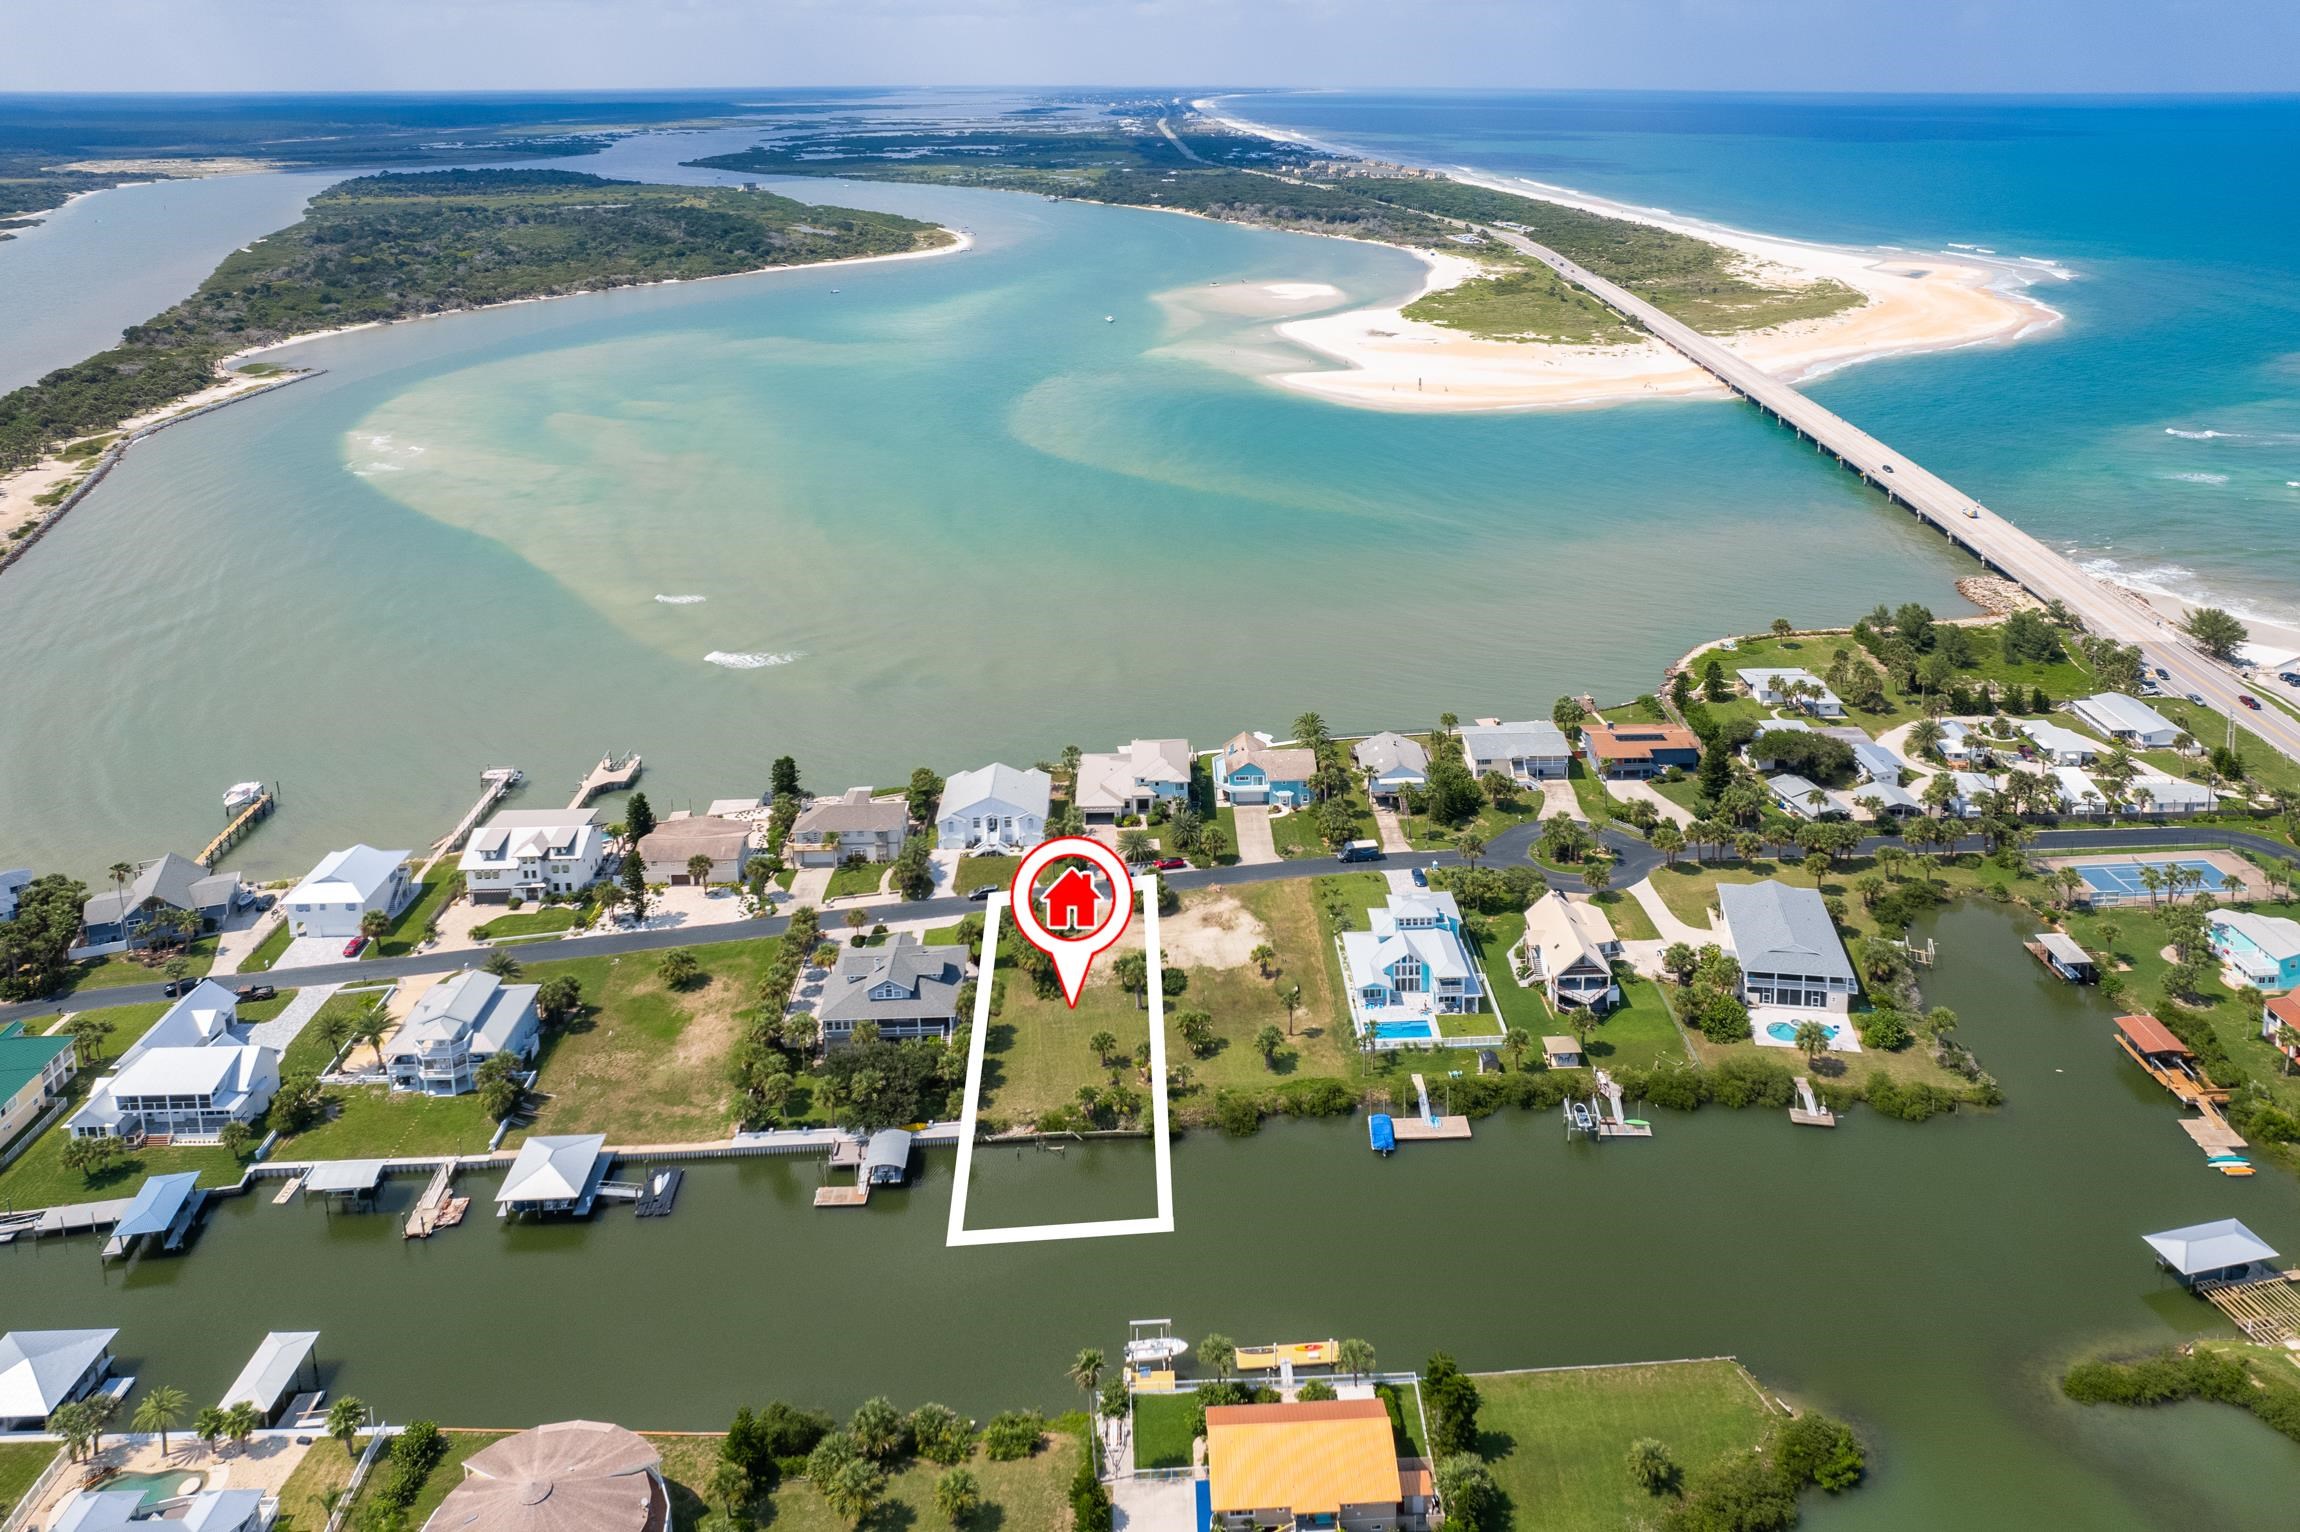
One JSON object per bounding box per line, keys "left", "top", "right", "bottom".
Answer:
{"left": 2037, "top": 933, "right": 2094, "bottom": 967}
{"left": 0, "top": 1329, "right": 117, "bottom": 1417}
{"left": 303, "top": 1159, "right": 387, "bottom": 1194}
{"left": 2144, "top": 1218, "right": 2279, "bottom": 1276}
{"left": 865, "top": 1128, "right": 914, "bottom": 1174}
{"left": 221, "top": 1330, "right": 319, "bottom": 1414}
{"left": 113, "top": 1171, "right": 202, "bottom": 1240}
{"left": 497, "top": 1134, "right": 609, "bottom": 1205}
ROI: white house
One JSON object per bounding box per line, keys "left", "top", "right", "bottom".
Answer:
{"left": 1515, "top": 892, "right": 1620, "bottom": 1013}
{"left": 67, "top": 980, "right": 278, "bottom": 1141}
{"left": 1737, "top": 668, "right": 1845, "bottom": 717}
{"left": 788, "top": 788, "right": 910, "bottom": 867}
{"left": 1767, "top": 773, "right": 1845, "bottom": 820}
{"left": 1942, "top": 770, "right": 2000, "bottom": 818}
{"left": 1340, "top": 891, "right": 1485, "bottom": 1037}
{"left": 2071, "top": 693, "right": 2184, "bottom": 749}
{"left": 0, "top": 868, "right": 31, "bottom": 922}
{"left": 1932, "top": 721, "right": 1977, "bottom": 765}
{"left": 54, "top": 1487, "right": 268, "bottom": 1532}
{"left": 1072, "top": 739, "right": 1192, "bottom": 824}
{"left": 936, "top": 763, "right": 1051, "bottom": 851}
{"left": 2049, "top": 765, "right": 2109, "bottom": 815}
{"left": 1353, "top": 731, "right": 1430, "bottom": 803}
{"left": 382, "top": 969, "right": 541, "bottom": 1095}
{"left": 1459, "top": 720, "right": 1570, "bottom": 782}
{"left": 2018, "top": 720, "right": 2102, "bottom": 766}
{"left": 2129, "top": 774, "right": 2216, "bottom": 815}
{"left": 283, "top": 844, "right": 413, "bottom": 940}
{"left": 1716, "top": 880, "right": 1858, "bottom": 1012}
{"left": 458, "top": 809, "right": 615, "bottom": 904}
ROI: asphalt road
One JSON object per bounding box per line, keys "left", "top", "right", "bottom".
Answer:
{"left": 6, "top": 820, "right": 2289, "bottom": 1026}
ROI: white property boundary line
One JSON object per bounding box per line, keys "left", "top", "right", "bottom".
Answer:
{"left": 945, "top": 874, "right": 1173, "bottom": 1246}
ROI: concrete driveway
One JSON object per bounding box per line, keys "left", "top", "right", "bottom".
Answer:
{"left": 1371, "top": 804, "right": 1413, "bottom": 853}
{"left": 1540, "top": 778, "right": 1587, "bottom": 822}
{"left": 1604, "top": 777, "right": 1694, "bottom": 828}
{"left": 1232, "top": 804, "right": 1278, "bottom": 864}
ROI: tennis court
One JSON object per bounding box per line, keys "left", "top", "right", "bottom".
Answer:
{"left": 2076, "top": 859, "right": 2228, "bottom": 900}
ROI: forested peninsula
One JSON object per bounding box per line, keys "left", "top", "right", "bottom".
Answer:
{"left": 0, "top": 169, "right": 952, "bottom": 477}
{"left": 688, "top": 111, "right": 1861, "bottom": 345}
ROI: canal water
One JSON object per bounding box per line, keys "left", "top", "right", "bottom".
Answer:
{"left": 8, "top": 903, "right": 2300, "bottom": 1527}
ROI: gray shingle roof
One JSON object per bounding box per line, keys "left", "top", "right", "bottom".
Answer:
{"left": 1716, "top": 880, "right": 1855, "bottom": 986}
{"left": 818, "top": 938, "right": 963, "bottom": 1025}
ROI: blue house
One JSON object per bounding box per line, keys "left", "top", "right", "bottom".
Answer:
{"left": 2211, "top": 911, "right": 2300, "bottom": 993}
{"left": 1214, "top": 732, "right": 1318, "bottom": 807}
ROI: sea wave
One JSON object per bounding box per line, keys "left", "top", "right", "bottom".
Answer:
{"left": 2164, "top": 472, "right": 2230, "bottom": 485}
{"left": 703, "top": 650, "right": 802, "bottom": 670}
{"left": 2076, "top": 554, "right": 2300, "bottom": 632}
{"left": 654, "top": 594, "right": 708, "bottom": 605}
{"left": 2164, "top": 427, "right": 2231, "bottom": 440}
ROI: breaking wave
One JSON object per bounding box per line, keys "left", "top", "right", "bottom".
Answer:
{"left": 703, "top": 650, "right": 802, "bottom": 670}
{"left": 2164, "top": 472, "right": 2230, "bottom": 485}
{"left": 2164, "top": 428, "right": 2230, "bottom": 440}
{"left": 654, "top": 594, "right": 708, "bottom": 605}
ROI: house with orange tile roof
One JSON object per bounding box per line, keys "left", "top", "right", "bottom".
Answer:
{"left": 1204, "top": 1397, "right": 1433, "bottom": 1532}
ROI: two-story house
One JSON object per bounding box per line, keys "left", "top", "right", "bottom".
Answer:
{"left": 67, "top": 980, "right": 277, "bottom": 1142}
{"left": 458, "top": 809, "right": 615, "bottom": 904}
{"left": 936, "top": 764, "right": 1051, "bottom": 851}
{"left": 1459, "top": 720, "right": 1570, "bottom": 783}
{"left": 1340, "top": 891, "right": 1486, "bottom": 1039}
{"left": 1515, "top": 891, "right": 1621, "bottom": 1013}
{"left": 283, "top": 843, "right": 413, "bottom": 940}
{"left": 1352, "top": 732, "right": 1430, "bottom": 803}
{"left": 1213, "top": 732, "right": 1317, "bottom": 807}
{"left": 1716, "top": 879, "right": 1859, "bottom": 1012}
{"left": 636, "top": 814, "right": 754, "bottom": 885}
{"left": 2212, "top": 911, "right": 2300, "bottom": 993}
{"left": 0, "top": 1020, "right": 78, "bottom": 1146}
{"left": 1072, "top": 739, "right": 1193, "bottom": 824}
{"left": 817, "top": 937, "right": 966, "bottom": 1045}
{"left": 788, "top": 787, "right": 911, "bottom": 867}
{"left": 383, "top": 969, "right": 542, "bottom": 1094}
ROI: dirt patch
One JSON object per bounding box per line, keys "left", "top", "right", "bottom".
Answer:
{"left": 669, "top": 980, "right": 744, "bottom": 1071}
{"left": 1165, "top": 892, "right": 1273, "bottom": 970}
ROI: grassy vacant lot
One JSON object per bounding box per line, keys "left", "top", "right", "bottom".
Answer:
{"left": 274, "top": 1083, "right": 499, "bottom": 1160}
{"left": 237, "top": 918, "right": 294, "bottom": 973}
{"left": 67, "top": 937, "right": 218, "bottom": 992}
{"left": 273, "top": 1438, "right": 358, "bottom": 1532}
{"left": 2142, "top": 694, "right": 2300, "bottom": 799}
{"left": 1473, "top": 1361, "right": 1781, "bottom": 1532}
{"left": 1167, "top": 882, "right": 1357, "bottom": 1096}
{"left": 1704, "top": 626, "right": 2100, "bottom": 737}
{"left": 519, "top": 939, "right": 786, "bottom": 1143}
{"left": 714, "top": 1432, "right": 1080, "bottom": 1532}
{"left": 282, "top": 990, "right": 378, "bottom": 1075}
{"left": 1400, "top": 797, "right": 1541, "bottom": 851}
{"left": 955, "top": 854, "right": 1021, "bottom": 896}
{"left": 343, "top": 1430, "right": 508, "bottom": 1529}
{"left": 0, "top": 1443, "right": 57, "bottom": 1523}
{"left": 982, "top": 930, "right": 1151, "bottom": 1126}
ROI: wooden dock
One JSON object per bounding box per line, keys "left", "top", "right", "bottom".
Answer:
{"left": 2198, "top": 1271, "right": 2300, "bottom": 1345}
{"left": 1790, "top": 1076, "right": 1836, "bottom": 1128}
{"left": 812, "top": 1183, "right": 871, "bottom": 1207}
{"left": 422, "top": 767, "right": 523, "bottom": 874}
{"left": 568, "top": 752, "right": 643, "bottom": 810}
{"left": 197, "top": 788, "right": 274, "bottom": 869}
{"left": 404, "top": 1164, "right": 464, "bottom": 1239}
{"left": 1392, "top": 1072, "right": 1473, "bottom": 1141}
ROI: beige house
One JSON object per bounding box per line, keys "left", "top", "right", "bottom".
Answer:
{"left": 1073, "top": 739, "right": 1192, "bottom": 824}
{"left": 788, "top": 788, "right": 911, "bottom": 867}
{"left": 1515, "top": 891, "right": 1621, "bottom": 1013}
{"left": 637, "top": 815, "right": 754, "bottom": 885}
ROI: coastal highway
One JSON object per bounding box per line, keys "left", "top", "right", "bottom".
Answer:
{"left": 6, "top": 822, "right": 2295, "bottom": 1026}
{"left": 1480, "top": 224, "right": 2300, "bottom": 771}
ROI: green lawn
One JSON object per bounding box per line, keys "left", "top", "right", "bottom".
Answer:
{"left": 1590, "top": 889, "right": 1658, "bottom": 942}
{"left": 2140, "top": 695, "right": 2300, "bottom": 800}
{"left": 981, "top": 932, "right": 1151, "bottom": 1126}
{"left": 282, "top": 990, "right": 380, "bottom": 1075}
{"left": 237, "top": 918, "right": 294, "bottom": 973}
{"left": 343, "top": 1430, "right": 507, "bottom": 1530}
{"left": 824, "top": 860, "right": 891, "bottom": 900}
{"left": 274, "top": 1438, "right": 359, "bottom": 1532}
{"left": 1711, "top": 625, "right": 2100, "bottom": 735}
{"left": 1134, "top": 1392, "right": 1198, "bottom": 1469}
{"left": 1472, "top": 1361, "right": 1782, "bottom": 1532}
{"left": 274, "top": 1082, "right": 501, "bottom": 1160}
{"left": 693, "top": 1430, "right": 1079, "bottom": 1532}
{"left": 0, "top": 1442, "right": 58, "bottom": 1523}
{"left": 955, "top": 854, "right": 1021, "bottom": 895}
{"left": 470, "top": 905, "right": 582, "bottom": 941}
{"left": 378, "top": 873, "right": 462, "bottom": 956}
{"left": 1165, "top": 882, "right": 1358, "bottom": 1101}
{"left": 1269, "top": 783, "right": 1376, "bottom": 858}
{"left": 66, "top": 937, "right": 218, "bottom": 992}
{"left": 1473, "top": 917, "right": 1689, "bottom": 1071}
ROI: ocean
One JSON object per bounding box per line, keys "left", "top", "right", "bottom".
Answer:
{"left": 0, "top": 93, "right": 2293, "bottom": 876}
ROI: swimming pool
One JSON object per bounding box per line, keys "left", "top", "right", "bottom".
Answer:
{"left": 99, "top": 1471, "right": 207, "bottom": 1509}
{"left": 2076, "top": 859, "right": 2227, "bottom": 899}
{"left": 1760, "top": 1018, "right": 1853, "bottom": 1049}
{"left": 1372, "top": 1020, "right": 1434, "bottom": 1041}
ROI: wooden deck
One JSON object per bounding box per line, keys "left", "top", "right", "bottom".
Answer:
{"left": 1790, "top": 1076, "right": 1836, "bottom": 1128}
{"left": 1391, "top": 1115, "right": 1473, "bottom": 1141}
{"left": 568, "top": 752, "right": 643, "bottom": 809}
{"left": 198, "top": 788, "right": 274, "bottom": 869}
{"left": 2178, "top": 1112, "right": 2247, "bottom": 1155}
{"left": 2198, "top": 1271, "right": 2300, "bottom": 1345}
{"left": 813, "top": 1183, "right": 871, "bottom": 1207}
{"left": 422, "top": 766, "right": 522, "bottom": 874}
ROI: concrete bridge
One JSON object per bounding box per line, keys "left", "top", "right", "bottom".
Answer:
{"left": 1481, "top": 223, "right": 2300, "bottom": 769}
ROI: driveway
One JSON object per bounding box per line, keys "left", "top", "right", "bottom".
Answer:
{"left": 1540, "top": 778, "right": 1587, "bottom": 822}
{"left": 246, "top": 983, "right": 342, "bottom": 1053}
{"left": 1232, "top": 804, "right": 1278, "bottom": 865}
{"left": 785, "top": 865, "right": 834, "bottom": 906}
{"left": 1627, "top": 876, "right": 1714, "bottom": 948}
{"left": 1371, "top": 804, "right": 1413, "bottom": 854}
{"left": 1605, "top": 777, "right": 1694, "bottom": 828}
{"left": 208, "top": 903, "right": 283, "bottom": 977}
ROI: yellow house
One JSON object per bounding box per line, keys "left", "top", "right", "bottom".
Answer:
{"left": 1205, "top": 1398, "right": 1428, "bottom": 1532}
{"left": 0, "top": 1021, "right": 77, "bottom": 1147}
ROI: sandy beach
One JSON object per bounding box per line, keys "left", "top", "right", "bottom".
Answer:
{"left": 1193, "top": 98, "right": 2062, "bottom": 414}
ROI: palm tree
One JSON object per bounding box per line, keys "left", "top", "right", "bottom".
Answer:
{"left": 1908, "top": 718, "right": 1945, "bottom": 762}
{"left": 1336, "top": 1337, "right": 1376, "bottom": 1384}
{"left": 1119, "top": 829, "right": 1155, "bottom": 865}
{"left": 326, "top": 1396, "right": 367, "bottom": 1456}
{"left": 935, "top": 1468, "right": 982, "bottom": 1529}
{"left": 105, "top": 861, "right": 133, "bottom": 949}
{"left": 1198, "top": 1333, "right": 1237, "bottom": 1381}
{"left": 134, "top": 1385, "right": 188, "bottom": 1456}
{"left": 1583, "top": 855, "right": 1613, "bottom": 895}
{"left": 708, "top": 1460, "right": 754, "bottom": 1523}
{"left": 1281, "top": 984, "right": 1302, "bottom": 1035}
{"left": 1438, "top": 712, "right": 1459, "bottom": 737}
{"left": 2139, "top": 864, "right": 2166, "bottom": 910}
{"left": 2054, "top": 867, "right": 2083, "bottom": 909}
{"left": 1458, "top": 833, "right": 1486, "bottom": 869}
{"left": 64, "top": 1012, "right": 115, "bottom": 1068}
{"left": 350, "top": 1001, "right": 391, "bottom": 1069}
{"left": 687, "top": 853, "right": 716, "bottom": 889}
{"left": 483, "top": 948, "right": 522, "bottom": 979}
{"left": 1250, "top": 943, "right": 1276, "bottom": 978}
{"left": 1291, "top": 713, "right": 1329, "bottom": 749}
{"left": 1069, "top": 1349, "right": 1106, "bottom": 1470}
{"left": 1502, "top": 1027, "right": 1532, "bottom": 1072}
{"left": 1088, "top": 1031, "right": 1118, "bottom": 1068}
{"left": 222, "top": 1402, "right": 259, "bottom": 1453}
{"left": 359, "top": 908, "right": 391, "bottom": 953}
{"left": 193, "top": 1406, "right": 227, "bottom": 1456}
{"left": 1793, "top": 1019, "right": 1832, "bottom": 1065}
{"left": 51, "top": 1402, "right": 98, "bottom": 1462}
{"left": 1651, "top": 823, "right": 1684, "bottom": 867}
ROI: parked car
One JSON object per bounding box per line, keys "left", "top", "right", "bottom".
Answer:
{"left": 2187, "top": 692, "right": 2206, "bottom": 705}
{"left": 254, "top": 892, "right": 277, "bottom": 911}
{"left": 2239, "top": 694, "right": 2262, "bottom": 710}
{"left": 342, "top": 935, "right": 368, "bottom": 957}
{"left": 1410, "top": 867, "right": 1429, "bottom": 888}
{"left": 966, "top": 885, "right": 996, "bottom": 902}
{"left": 2280, "top": 671, "right": 2300, "bottom": 687}
{"left": 1153, "top": 856, "right": 1188, "bottom": 871}
{"left": 161, "top": 977, "right": 200, "bottom": 998}
{"left": 236, "top": 984, "right": 277, "bottom": 1002}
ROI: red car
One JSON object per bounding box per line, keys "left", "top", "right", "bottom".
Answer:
{"left": 2238, "top": 694, "right": 2262, "bottom": 711}
{"left": 1153, "top": 857, "right": 1189, "bottom": 871}
{"left": 342, "top": 935, "right": 369, "bottom": 958}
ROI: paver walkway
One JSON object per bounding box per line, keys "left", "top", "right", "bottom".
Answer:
{"left": 247, "top": 982, "right": 342, "bottom": 1052}
{"left": 1371, "top": 804, "right": 1413, "bottom": 854}
{"left": 1604, "top": 777, "right": 1694, "bottom": 828}
{"left": 1233, "top": 804, "right": 1278, "bottom": 864}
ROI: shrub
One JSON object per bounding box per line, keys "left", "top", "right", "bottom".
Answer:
{"left": 1297, "top": 1380, "right": 1338, "bottom": 1402}
{"left": 1772, "top": 1412, "right": 1865, "bottom": 1492}
{"left": 1641, "top": 1064, "right": 1710, "bottom": 1112}
{"left": 1708, "top": 1055, "right": 1795, "bottom": 1110}
{"left": 358, "top": 1420, "right": 448, "bottom": 1527}
{"left": 1432, "top": 1454, "right": 1500, "bottom": 1532}
{"left": 910, "top": 1403, "right": 976, "bottom": 1466}
{"left": 1212, "top": 1091, "right": 1264, "bottom": 1136}
{"left": 1855, "top": 1009, "right": 1911, "bottom": 1051}
{"left": 1626, "top": 1437, "right": 1678, "bottom": 1494}
{"left": 1069, "top": 1430, "right": 1113, "bottom": 1532}
{"left": 1861, "top": 1073, "right": 1959, "bottom": 1122}
{"left": 981, "top": 1410, "right": 1043, "bottom": 1461}
{"left": 1661, "top": 1451, "right": 1797, "bottom": 1532}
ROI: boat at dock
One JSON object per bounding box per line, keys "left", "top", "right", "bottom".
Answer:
{"left": 1368, "top": 1114, "right": 1395, "bottom": 1155}
{"left": 222, "top": 780, "right": 267, "bottom": 811}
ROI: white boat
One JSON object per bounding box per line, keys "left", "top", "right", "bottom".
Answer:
{"left": 223, "top": 781, "right": 267, "bottom": 811}
{"left": 1125, "top": 1336, "right": 1189, "bottom": 1364}
{"left": 1104, "top": 315, "right": 1115, "bottom": 323}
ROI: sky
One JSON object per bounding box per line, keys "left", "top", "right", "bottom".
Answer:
{"left": 2, "top": 0, "right": 2296, "bottom": 95}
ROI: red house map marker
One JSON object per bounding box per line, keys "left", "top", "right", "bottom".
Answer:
{"left": 1009, "top": 836, "right": 1134, "bottom": 1007}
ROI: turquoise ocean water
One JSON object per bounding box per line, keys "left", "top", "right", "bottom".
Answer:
{"left": 0, "top": 94, "right": 2293, "bottom": 876}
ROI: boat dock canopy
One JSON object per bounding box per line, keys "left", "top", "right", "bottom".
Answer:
{"left": 0, "top": 1330, "right": 117, "bottom": 1419}
{"left": 864, "top": 1129, "right": 914, "bottom": 1183}
{"left": 221, "top": 1331, "right": 320, "bottom": 1416}
{"left": 2144, "top": 1219, "right": 2280, "bottom": 1276}
{"left": 2116, "top": 1013, "right": 2189, "bottom": 1057}
{"left": 496, "top": 1133, "right": 609, "bottom": 1207}
{"left": 2037, "top": 933, "right": 2093, "bottom": 968}
{"left": 302, "top": 1159, "right": 387, "bottom": 1196}
{"left": 111, "top": 1172, "right": 202, "bottom": 1242}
